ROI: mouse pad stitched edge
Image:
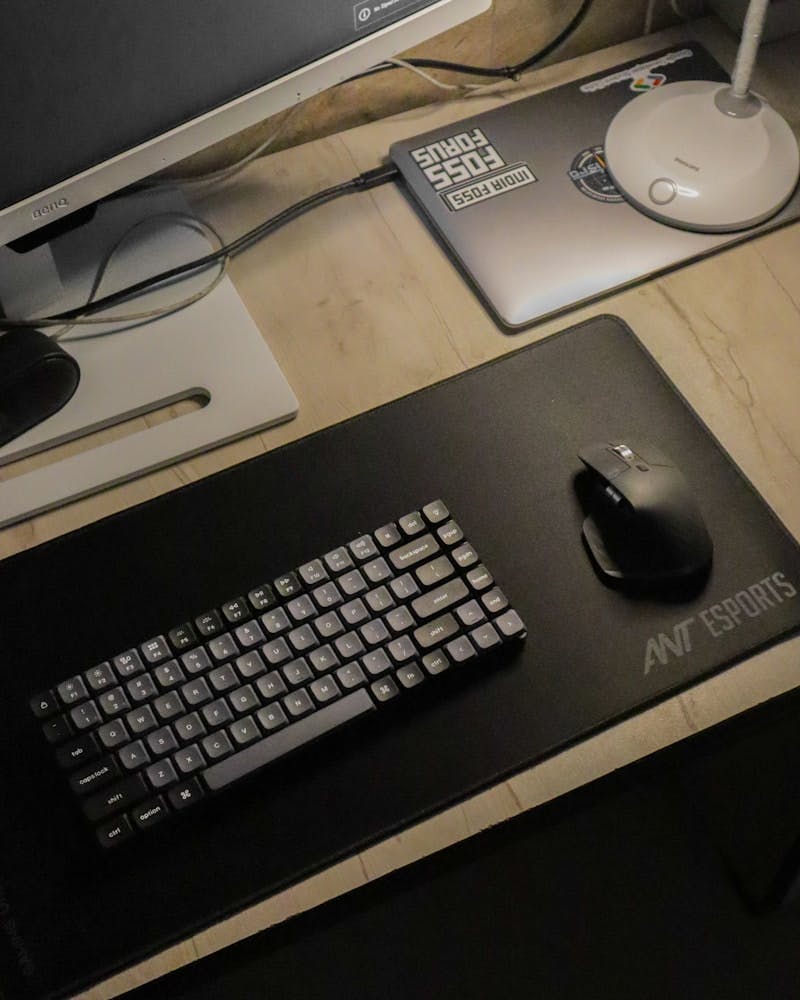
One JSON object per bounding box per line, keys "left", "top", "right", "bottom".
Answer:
{"left": 1, "top": 314, "right": 800, "bottom": 998}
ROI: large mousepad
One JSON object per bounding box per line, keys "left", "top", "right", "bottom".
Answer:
{"left": 2, "top": 315, "right": 800, "bottom": 998}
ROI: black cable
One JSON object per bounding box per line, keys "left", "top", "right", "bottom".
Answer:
{"left": 351, "top": 0, "right": 593, "bottom": 83}
{"left": 0, "top": 163, "right": 400, "bottom": 330}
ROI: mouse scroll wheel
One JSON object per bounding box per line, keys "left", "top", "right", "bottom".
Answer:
{"left": 611, "top": 444, "right": 635, "bottom": 462}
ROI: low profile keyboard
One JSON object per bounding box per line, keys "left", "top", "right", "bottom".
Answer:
{"left": 30, "top": 501, "right": 526, "bottom": 848}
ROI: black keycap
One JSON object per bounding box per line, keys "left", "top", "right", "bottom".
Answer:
{"left": 204, "top": 690, "right": 376, "bottom": 791}
{"left": 148, "top": 726, "right": 178, "bottom": 757}
{"left": 153, "top": 692, "right": 185, "bottom": 721}
{"left": 349, "top": 535, "right": 379, "bottom": 561}
{"left": 113, "top": 649, "right": 145, "bottom": 677}
{"left": 323, "top": 547, "right": 353, "bottom": 573}
{"left": 262, "top": 637, "right": 292, "bottom": 666}
{"left": 83, "top": 774, "right": 148, "bottom": 822}
{"left": 208, "top": 633, "right": 238, "bottom": 662}
{"left": 85, "top": 662, "right": 116, "bottom": 691}
{"left": 495, "top": 609, "right": 526, "bottom": 638}
{"left": 248, "top": 583, "right": 276, "bottom": 612}
{"left": 452, "top": 542, "right": 479, "bottom": 568}
{"left": 228, "top": 717, "right": 260, "bottom": 746}
{"left": 287, "top": 595, "right": 316, "bottom": 621}
{"left": 334, "top": 631, "right": 365, "bottom": 661}
{"left": 57, "top": 675, "right": 88, "bottom": 706}
{"left": 411, "top": 578, "right": 468, "bottom": 620}
{"left": 98, "top": 686, "right": 131, "bottom": 718}
{"left": 30, "top": 689, "right": 59, "bottom": 719}
{"left": 363, "top": 558, "right": 392, "bottom": 584}
{"left": 470, "top": 622, "right": 502, "bottom": 650}
{"left": 365, "top": 586, "right": 394, "bottom": 614}
{"left": 456, "top": 600, "right": 486, "bottom": 628}
{"left": 396, "top": 663, "right": 425, "bottom": 689}
{"left": 398, "top": 511, "right": 425, "bottom": 535}
{"left": 181, "top": 647, "right": 212, "bottom": 675}
{"left": 288, "top": 624, "right": 318, "bottom": 653}
{"left": 256, "top": 671, "right": 287, "bottom": 701}
{"left": 127, "top": 674, "right": 157, "bottom": 703}
{"left": 283, "top": 689, "right": 314, "bottom": 718}
{"left": 421, "top": 650, "right": 450, "bottom": 675}
{"left": 481, "top": 587, "right": 509, "bottom": 614}
{"left": 466, "top": 564, "right": 493, "bottom": 591}
{"left": 69, "top": 755, "right": 120, "bottom": 796}
{"left": 362, "top": 649, "right": 391, "bottom": 676}
{"left": 42, "top": 714, "right": 73, "bottom": 744}
{"left": 174, "top": 712, "right": 207, "bottom": 743}
{"left": 208, "top": 663, "right": 239, "bottom": 694}
{"left": 133, "top": 797, "right": 169, "bottom": 830}
{"left": 338, "top": 570, "right": 367, "bottom": 596}
{"left": 336, "top": 662, "right": 367, "bottom": 689}
{"left": 141, "top": 636, "right": 171, "bottom": 664}
{"left": 202, "top": 698, "right": 234, "bottom": 729}
{"left": 274, "top": 572, "right": 302, "bottom": 599}
{"left": 282, "top": 658, "right": 313, "bottom": 687}
{"left": 195, "top": 610, "right": 224, "bottom": 637}
{"left": 97, "top": 815, "right": 134, "bottom": 848}
{"left": 55, "top": 733, "right": 100, "bottom": 770}
{"left": 118, "top": 740, "right": 151, "bottom": 772}
{"left": 389, "top": 533, "right": 439, "bottom": 571}
{"left": 168, "top": 623, "right": 198, "bottom": 651}
{"left": 202, "top": 731, "right": 233, "bottom": 760}
{"left": 98, "top": 719, "right": 130, "bottom": 750}
{"left": 261, "top": 607, "right": 291, "bottom": 635}
{"left": 146, "top": 759, "right": 179, "bottom": 790}
{"left": 173, "top": 743, "right": 206, "bottom": 774}
{"left": 154, "top": 660, "right": 185, "bottom": 689}
{"left": 70, "top": 700, "right": 101, "bottom": 731}
{"left": 309, "top": 645, "right": 340, "bottom": 674}
{"left": 222, "top": 597, "right": 249, "bottom": 623}
{"left": 310, "top": 676, "right": 341, "bottom": 704}
{"left": 437, "top": 520, "right": 464, "bottom": 546}
{"left": 181, "top": 677, "right": 213, "bottom": 707}
{"left": 168, "top": 778, "right": 205, "bottom": 810}
{"left": 299, "top": 559, "right": 328, "bottom": 587}
{"left": 387, "top": 635, "right": 419, "bottom": 663}
{"left": 374, "top": 523, "right": 401, "bottom": 548}
{"left": 416, "top": 555, "right": 455, "bottom": 588}
{"left": 445, "top": 635, "right": 477, "bottom": 663}
{"left": 422, "top": 499, "right": 449, "bottom": 524}
{"left": 256, "top": 703, "right": 288, "bottom": 732}
{"left": 228, "top": 685, "right": 261, "bottom": 715}
{"left": 371, "top": 676, "right": 400, "bottom": 702}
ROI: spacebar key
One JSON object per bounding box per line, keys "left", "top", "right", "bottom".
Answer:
{"left": 202, "top": 689, "right": 376, "bottom": 791}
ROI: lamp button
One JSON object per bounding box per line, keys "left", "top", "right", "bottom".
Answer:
{"left": 649, "top": 178, "right": 677, "bottom": 205}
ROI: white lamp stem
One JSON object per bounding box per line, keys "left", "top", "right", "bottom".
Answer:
{"left": 731, "top": 0, "right": 770, "bottom": 97}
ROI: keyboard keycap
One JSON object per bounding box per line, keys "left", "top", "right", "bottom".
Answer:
{"left": 56, "top": 733, "right": 100, "bottom": 770}
{"left": 83, "top": 774, "right": 148, "bottom": 822}
{"left": 389, "top": 533, "right": 439, "bottom": 571}
{"left": 141, "top": 636, "right": 171, "bottom": 664}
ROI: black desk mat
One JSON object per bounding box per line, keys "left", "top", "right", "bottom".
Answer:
{"left": 125, "top": 691, "right": 800, "bottom": 1000}
{"left": 2, "top": 315, "right": 800, "bottom": 998}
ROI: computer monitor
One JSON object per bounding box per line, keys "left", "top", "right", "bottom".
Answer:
{"left": 0, "top": 0, "right": 490, "bottom": 529}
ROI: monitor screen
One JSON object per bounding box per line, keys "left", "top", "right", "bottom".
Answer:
{"left": 0, "top": 0, "right": 490, "bottom": 247}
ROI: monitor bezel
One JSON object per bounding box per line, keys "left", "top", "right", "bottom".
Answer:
{"left": 0, "top": 0, "right": 490, "bottom": 248}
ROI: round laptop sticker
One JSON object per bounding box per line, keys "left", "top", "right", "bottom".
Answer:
{"left": 568, "top": 146, "right": 624, "bottom": 203}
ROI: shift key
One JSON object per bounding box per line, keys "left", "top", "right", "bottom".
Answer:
{"left": 82, "top": 774, "right": 149, "bottom": 822}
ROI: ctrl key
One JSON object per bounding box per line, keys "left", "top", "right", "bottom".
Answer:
{"left": 97, "top": 815, "right": 135, "bottom": 849}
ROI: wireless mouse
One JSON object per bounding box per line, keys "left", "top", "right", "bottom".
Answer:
{"left": 0, "top": 328, "right": 80, "bottom": 447}
{"left": 578, "top": 440, "right": 713, "bottom": 584}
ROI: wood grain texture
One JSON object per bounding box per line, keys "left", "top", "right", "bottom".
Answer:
{"left": 21, "top": 17, "right": 799, "bottom": 999}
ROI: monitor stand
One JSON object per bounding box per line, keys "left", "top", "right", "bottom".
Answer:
{"left": 0, "top": 188, "right": 298, "bottom": 530}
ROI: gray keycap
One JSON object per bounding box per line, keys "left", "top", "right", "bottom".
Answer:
{"left": 398, "top": 511, "right": 425, "bottom": 535}
{"left": 360, "top": 620, "right": 390, "bottom": 646}
{"left": 396, "top": 663, "right": 425, "bottom": 689}
{"left": 387, "top": 635, "right": 418, "bottom": 664}
{"left": 313, "top": 582, "right": 343, "bottom": 608}
{"left": 310, "top": 676, "right": 341, "bottom": 704}
{"left": 466, "top": 564, "right": 494, "bottom": 591}
{"left": 126, "top": 704, "right": 158, "bottom": 734}
{"left": 282, "top": 658, "right": 313, "bottom": 686}
{"left": 390, "top": 573, "right": 420, "bottom": 601}
{"left": 148, "top": 726, "right": 178, "bottom": 757}
{"left": 234, "top": 620, "right": 265, "bottom": 648}
{"left": 339, "top": 569, "right": 368, "bottom": 596}
{"left": 98, "top": 720, "right": 129, "bottom": 749}
{"left": 299, "top": 559, "right": 328, "bottom": 586}
{"left": 456, "top": 600, "right": 486, "bottom": 627}
{"left": 324, "top": 547, "right": 353, "bottom": 574}
{"left": 445, "top": 635, "right": 477, "bottom": 663}
{"left": 202, "top": 698, "right": 234, "bottom": 728}
{"left": 416, "top": 555, "right": 455, "bottom": 588}
{"left": 174, "top": 712, "right": 206, "bottom": 742}
{"left": 235, "top": 651, "right": 266, "bottom": 679}
{"left": 470, "top": 622, "right": 502, "bottom": 650}
{"left": 261, "top": 608, "right": 291, "bottom": 634}
{"left": 413, "top": 613, "right": 459, "bottom": 650}
{"left": 389, "top": 533, "right": 439, "bottom": 571}
{"left": 228, "top": 685, "right": 260, "bottom": 715}
{"left": 411, "top": 578, "right": 468, "bottom": 619}
{"left": 118, "top": 740, "right": 150, "bottom": 771}
{"left": 313, "top": 611, "right": 344, "bottom": 639}
{"left": 422, "top": 500, "right": 449, "bottom": 524}
{"left": 362, "top": 649, "right": 391, "bottom": 676}
{"left": 287, "top": 595, "right": 316, "bottom": 621}
{"left": 146, "top": 759, "right": 178, "bottom": 789}
{"left": 436, "top": 520, "right": 464, "bottom": 546}
{"left": 288, "top": 624, "right": 318, "bottom": 653}
{"left": 363, "top": 557, "right": 392, "bottom": 584}
{"left": 365, "top": 586, "right": 394, "bottom": 614}
{"left": 495, "top": 609, "right": 526, "bottom": 637}
{"left": 385, "top": 606, "right": 415, "bottom": 633}
{"left": 309, "top": 645, "right": 340, "bottom": 674}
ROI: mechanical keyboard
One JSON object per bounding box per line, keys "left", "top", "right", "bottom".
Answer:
{"left": 29, "top": 500, "right": 526, "bottom": 848}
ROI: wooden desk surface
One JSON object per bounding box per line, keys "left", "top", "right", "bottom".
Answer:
{"left": 8, "top": 18, "right": 797, "bottom": 999}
